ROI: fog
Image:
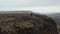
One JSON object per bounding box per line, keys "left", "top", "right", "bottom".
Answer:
{"left": 0, "top": 0, "right": 60, "bottom": 14}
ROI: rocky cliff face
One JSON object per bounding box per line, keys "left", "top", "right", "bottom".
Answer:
{"left": 0, "top": 12, "right": 58, "bottom": 34}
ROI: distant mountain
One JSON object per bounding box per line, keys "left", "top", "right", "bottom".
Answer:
{"left": 47, "top": 13, "right": 60, "bottom": 24}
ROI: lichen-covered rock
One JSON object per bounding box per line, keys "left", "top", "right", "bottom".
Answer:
{"left": 0, "top": 11, "right": 58, "bottom": 34}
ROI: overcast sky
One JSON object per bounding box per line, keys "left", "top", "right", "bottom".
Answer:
{"left": 0, "top": 0, "right": 60, "bottom": 14}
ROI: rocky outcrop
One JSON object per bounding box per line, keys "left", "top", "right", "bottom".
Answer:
{"left": 0, "top": 11, "right": 58, "bottom": 34}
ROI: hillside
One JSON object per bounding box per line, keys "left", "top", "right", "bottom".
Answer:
{"left": 47, "top": 13, "right": 60, "bottom": 24}
{"left": 0, "top": 11, "right": 58, "bottom": 34}
{"left": 47, "top": 13, "right": 60, "bottom": 34}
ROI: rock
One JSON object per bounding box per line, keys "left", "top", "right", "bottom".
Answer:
{"left": 0, "top": 11, "right": 58, "bottom": 34}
